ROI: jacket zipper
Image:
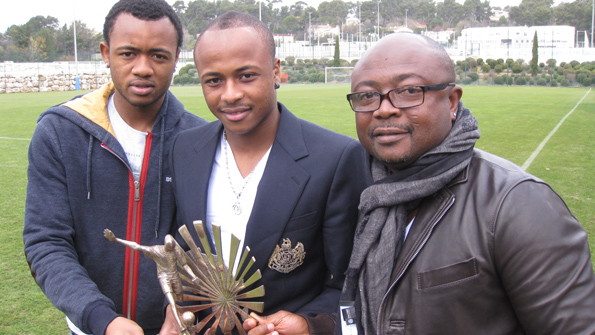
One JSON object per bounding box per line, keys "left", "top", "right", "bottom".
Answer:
{"left": 377, "top": 195, "right": 455, "bottom": 335}
{"left": 126, "top": 179, "right": 140, "bottom": 319}
{"left": 100, "top": 132, "right": 153, "bottom": 321}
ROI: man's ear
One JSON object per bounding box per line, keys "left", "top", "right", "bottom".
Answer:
{"left": 448, "top": 85, "right": 463, "bottom": 115}
{"left": 100, "top": 42, "right": 110, "bottom": 66}
{"left": 273, "top": 58, "right": 281, "bottom": 83}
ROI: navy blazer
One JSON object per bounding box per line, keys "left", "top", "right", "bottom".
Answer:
{"left": 171, "top": 102, "right": 369, "bottom": 316}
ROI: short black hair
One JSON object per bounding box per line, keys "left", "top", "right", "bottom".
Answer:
{"left": 103, "top": 0, "right": 183, "bottom": 50}
{"left": 196, "top": 11, "right": 275, "bottom": 60}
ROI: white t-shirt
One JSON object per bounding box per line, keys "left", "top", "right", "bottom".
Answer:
{"left": 107, "top": 94, "right": 149, "bottom": 181}
{"left": 206, "top": 132, "right": 271, "bottom": 274}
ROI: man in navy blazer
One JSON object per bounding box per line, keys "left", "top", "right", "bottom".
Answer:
{"left": 168, "top": 11, "right": 368, "bottom": 332}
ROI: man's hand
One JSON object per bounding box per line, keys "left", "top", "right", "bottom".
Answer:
{"left": 104, "top": 228, "right": 116, "bottom": 242}
{"left": 243, "top": 311, "right": 309, "bottom": 335}
{"left": 105, "top": 317, "right": 144, "bottom": 335}
{"left": 159, "top": 305, "right": 181, "bottom": 335}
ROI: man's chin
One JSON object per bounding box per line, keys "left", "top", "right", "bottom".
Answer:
{"left": 374, "top": 149, "right": 412, "bottom": 171}
{"left": 123, "top": 94, "right": 161, "bottom": 109}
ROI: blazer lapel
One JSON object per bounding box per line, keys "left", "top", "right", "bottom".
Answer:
{"left": 243, "top": 105, "right": 310, "bottom": 272}
{"left": 184, "top": 122, "right": 222, "bottom": 249}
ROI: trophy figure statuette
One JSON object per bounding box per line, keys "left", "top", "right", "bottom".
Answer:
{"left": 104, "top": 220, "right": 264, "bottom": 335}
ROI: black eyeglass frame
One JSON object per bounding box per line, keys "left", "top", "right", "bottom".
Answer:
{"left": 346, "top": 82, "right": 456, "bottom": 113}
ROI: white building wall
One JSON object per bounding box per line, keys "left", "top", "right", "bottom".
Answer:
{"left": 423, "top": 30, "right": 456, "bottom": 45}
{"left": 458, "top": 25, "right": 576, "bottom": 57}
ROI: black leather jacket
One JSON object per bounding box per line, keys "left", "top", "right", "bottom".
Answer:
{"left": 376, "top": 149, "right": 595, "bottom": 335}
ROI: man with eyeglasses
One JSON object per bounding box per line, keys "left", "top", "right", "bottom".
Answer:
{"left": 244, "top": 32, "right": 595, "bottom": 335}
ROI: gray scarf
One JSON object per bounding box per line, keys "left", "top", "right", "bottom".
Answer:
{"left": 340, "top": 102, "right": 480, "bottom": 334}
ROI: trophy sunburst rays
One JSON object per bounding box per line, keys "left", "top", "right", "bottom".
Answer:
{"left": 176, "top": 220, "right": 265, "bottom": 335}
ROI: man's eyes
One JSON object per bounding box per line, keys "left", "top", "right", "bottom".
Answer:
{"left": 403, "top": 87, "right": 423, "bottom": 94}
{"left": 360, "top": 92, "right": 378, "bottom": 100}
{"left": 202, "top": 77, "right": 221, "bottom": 86}
{"left": 240, "top": 73, "right": 257, "bottom": 80}
{"left": 118, "top": 52, "right": 169, "bottom": 60}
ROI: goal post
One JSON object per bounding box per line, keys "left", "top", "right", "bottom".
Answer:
{"left": 324, "top": 67, "right": 355, "bottom": 84}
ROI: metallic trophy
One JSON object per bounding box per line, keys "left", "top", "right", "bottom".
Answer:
{"left": 105, "top": 220, "right": 264, "bottom": 335}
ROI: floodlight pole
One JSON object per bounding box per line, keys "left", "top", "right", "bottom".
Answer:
{"left": 591, "top": 0, "right": 594, "bottom": 47}
{"left": 377, "top": 0, "right": 380, "bottom": 41}
{"left": 308, "top": 11, "right": 312, "bottom": 43}
{"left": 358, "top": 2, "right": 361, "bottom": 43}
{"left": 259, "top": 1, "right": 262, "bottom": 21}
{"left": 405, "top": 9, "right": 408, "bottom": 29}
{"left": 308, "top": 11, "right": 314, "bottom": 59}
{"left": 73, "top": 0, "right": 79, "bottom": 90}
{"left": 551, "top": 28, "right": 554, "bottom": 87}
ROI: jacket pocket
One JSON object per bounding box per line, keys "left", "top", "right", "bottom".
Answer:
{"left": 385, "top": 320, "right": 405, "bottom": 335}
{"left": 284, "top": 211, "right": 319, "bottom": 232}
{"left": 418, "top": 258, "right": 478, "bottom": 290}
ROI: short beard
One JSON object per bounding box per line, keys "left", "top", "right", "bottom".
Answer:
{"left": 374, "top": 146, "right": 413, "bottom": 171}
{"left": 368, "top": 123, "right": 414, "bottom": 171}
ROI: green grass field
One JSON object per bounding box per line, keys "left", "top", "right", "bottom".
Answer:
{"left": 1, "top": 84, "right": 593, "bottom": 334}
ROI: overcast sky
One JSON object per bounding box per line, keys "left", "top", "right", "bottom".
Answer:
{"left": 1, "top": 0, "right": 570, "bottom": 34}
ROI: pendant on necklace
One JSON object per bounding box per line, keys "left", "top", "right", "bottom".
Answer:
{"left": 232, "top": 201, "right": 242, "bottom": 215}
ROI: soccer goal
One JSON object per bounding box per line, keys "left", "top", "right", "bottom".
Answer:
{"left": 324, "top": 67, "right": 354, "bottom": 84}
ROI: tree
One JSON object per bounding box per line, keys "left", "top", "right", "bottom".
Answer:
{"left": 332, "top": 35, "right": 340, "bottom": 66}
{"left": 5, "top": 15, "right": 59, "bottom": 50}
{"left": 497, "top": 15, "right": 509, "bottom": 26}
{"left": 531, "top": 31, "right": 538, "bottom": 76}
{"left": 172, "top": 0, "right": 187, "bottom": 14}
{"left": 172, "top": 0, "right": 188, "bottom": 27}
{"left": 463, "top": 0, "right": 492, "bottom": 25}
{"left": 318, "top": 0, "right": 349, "bottom": 28}
{"left": 509, "top": 0, "right": 553, "bottom": 26}
{"left": 416, "top": 0, "right": 437, "bottom": 26}
{"left": 54, "top": 21, "right": 102, "bottom": 61}
{"left": 282, "top": 15, "right": 299, "bottom": 34}
{"left": 31, "top": 27, "right": 57, "bottom": 61}
{"left": 554, "top": 0, "right": 592, "bottom": 31}
{"left": 5, "top": 25, "right": 30, "bottom": 49}
{"left": 437, "top": 0, "right": 465, "bottom": 28}
{"left": 359, "top": 1, "right": 379, "bottom": 26}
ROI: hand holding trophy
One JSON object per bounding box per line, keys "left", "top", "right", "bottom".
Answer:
{"left": 105, "top": 220, "right": 264, "bottom": 335}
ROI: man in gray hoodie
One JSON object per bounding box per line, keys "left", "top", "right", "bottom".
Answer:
{"left": 22, "top": 1, "right": 206, "bottom": 334}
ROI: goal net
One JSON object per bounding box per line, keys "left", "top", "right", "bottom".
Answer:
{"left": 324, "top": 67, "right": 355, "bottom": 84}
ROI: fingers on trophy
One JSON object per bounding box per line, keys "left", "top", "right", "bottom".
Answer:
{"left": 104, "top": 221, "right": 264, "bottom": 335}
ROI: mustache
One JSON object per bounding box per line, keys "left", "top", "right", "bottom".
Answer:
{"left": 217, "top": 103, "right": 252, "bottom": 113}
{"left": 129, "top": 79, "right": 155, "bottom": 87}
{"left": 219, "top": 103, "right": 251, "bottom": 109}
{"left": 368, "top": 123, "right": 413, "bottom": 137}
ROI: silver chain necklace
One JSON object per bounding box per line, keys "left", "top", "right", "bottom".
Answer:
{"left": 223, "top": 131, "right": 255, "bottom": 215}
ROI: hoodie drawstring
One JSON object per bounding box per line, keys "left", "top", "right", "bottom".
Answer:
{"left": 154, "top": 115, "right": 166, "bottom": 239}
{"left": 86, "top": 134, "right": 93, "bottom": 199}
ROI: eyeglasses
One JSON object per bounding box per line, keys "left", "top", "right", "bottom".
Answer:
{"left": 346, "top": 82, "right": 455, "bottom": 113}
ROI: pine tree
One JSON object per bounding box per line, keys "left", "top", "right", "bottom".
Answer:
{"left": 333, "top": 35, "right": 340, "bottom": 67}
{"left": 531, "top": 32, "right": 539, "bottom": 77}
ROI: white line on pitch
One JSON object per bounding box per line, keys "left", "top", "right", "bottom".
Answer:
{"left": 521, "top": 88, "right": 592, "bottom": 171}
{"left": 0, "top": 136, "right": 31, "bottom": 141}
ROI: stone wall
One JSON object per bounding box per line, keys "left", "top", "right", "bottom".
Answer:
{"left": 0, "top": 60, "right": 196, "bottom": 94}
{"left": 0, "top": 61, "right": 111, "bottom": 94}
{"left": 0, "top": 73, "right": 111, "bottom": 94}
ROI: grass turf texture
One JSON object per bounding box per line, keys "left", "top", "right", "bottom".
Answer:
{"left": 0, "top": 84, "right": 592, "bottom": 333}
